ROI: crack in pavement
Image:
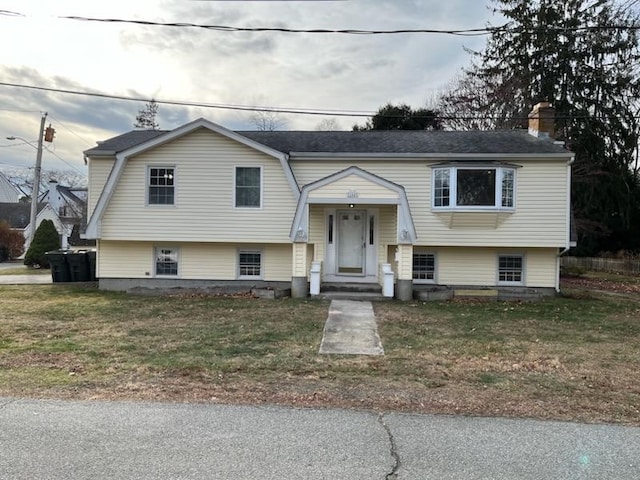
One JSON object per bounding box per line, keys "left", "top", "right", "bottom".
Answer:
{"left": 0, "top": 399, "right": 16, "bottom": 409}
{"left": 378, "top": 413, "right": 400, "bottom": 480}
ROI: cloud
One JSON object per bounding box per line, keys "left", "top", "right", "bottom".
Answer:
{"left": 0, "top": 0, "right": 496, "bottom": 171}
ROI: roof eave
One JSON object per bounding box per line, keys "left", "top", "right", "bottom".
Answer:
{"left": 289, "top": 152, "right": 574, "bottom": 160}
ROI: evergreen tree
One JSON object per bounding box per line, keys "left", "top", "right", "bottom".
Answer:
{"left": 439, "top": 0, "right": 640, "bottom": 254}
{"left": 353, "top": 103, "right": 442, "bottom": 131}
{"left": 24, "top": 219, "right": 60, "bottom": 268}
{"left": 134, "top": 100, "right": 160, "bottom": 130}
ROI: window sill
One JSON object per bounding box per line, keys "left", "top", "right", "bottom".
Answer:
{"left": 432, "top": 207, "right": 515, "bottom": 213}
{"left": 413, "top": 279, "right": 436, "bottom": 284}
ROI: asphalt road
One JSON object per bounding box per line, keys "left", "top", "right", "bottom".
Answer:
{"left": 0, "top": 398, "right": 638, "bottom": 479}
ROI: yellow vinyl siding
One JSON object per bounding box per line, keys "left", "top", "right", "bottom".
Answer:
{"left": 308, "top": 174, "right": 399, "bottom": 199}
{"left": 100, "top": 129, "right": 296, "bottom": 242}
{"left": 435, "top": 247, "right": 557, "bottom": 288}
{"left": 87, "top": 158, "right": 114, "bottom": 218}
{"left": 98, "top": 241, "right": 292, "bottom": 281}
{"left": 308, "top": 206, "right": 326, "bottom": 262}
{"left": 292, "top": 159, "right": 568, "bottom": 248}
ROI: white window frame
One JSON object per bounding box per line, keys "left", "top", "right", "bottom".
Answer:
{"left": 147, "top": 166, "right": 176, "bottom": 206}
{"left": 154, "top": 246, "right": 179, "bottom": 277}
{"left": 432, "top": 166, "right": 516, "bottom": 211}
{"left": 234, "top": 166, "right": 263, "bottom": 209}
{"left": 237, "top": 249, "right": 263, "bottom": 279}
{"left": 497, "top": 254, "right": 525, "bottom": 285}
{"left": 412, "top": 250, "right": 437, "bottom": 284}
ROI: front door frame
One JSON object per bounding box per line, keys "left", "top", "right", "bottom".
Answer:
{"left": 324, "top": 207, "right": 378, "bottom": 283}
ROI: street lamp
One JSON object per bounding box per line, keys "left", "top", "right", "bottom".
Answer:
{"left": 6, "top": 112, "right": 47, "bottom": 247}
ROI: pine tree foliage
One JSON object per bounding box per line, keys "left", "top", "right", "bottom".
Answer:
{"left": 353, "top": 103, "right": 442, "bottom": 131}
{"left": 24, "top": 219, "right": 60, "bottom": 268}
{"left": 439, "top": 0, "right": 640, "bottom": 254}
{"left": 134, "top": 100, "right": 160, "bottom": 130}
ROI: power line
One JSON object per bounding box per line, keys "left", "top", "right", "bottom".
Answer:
{"left": 59, "top": 16, "right": 640, "bottom": 36}
{"left": 0, "top": 81, "right": 375, "bottom": 117}
{"left": 3, "top": 10, "right": 639, "bottom": 36}
{"left": 48, "top": 113, "right": 97, "bottom": 148}
{"left": 2, "top": 81, "right": 640, "bottom": 122}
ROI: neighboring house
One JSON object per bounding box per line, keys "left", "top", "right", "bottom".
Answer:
{"left": 38, "top": 180, "right": 94, "bottom": 249}
{"left": 83, "top": 102, "right": 575, "bottom": 299}
{"left": 0, "top": 172, "right": 22, "bottom": 203}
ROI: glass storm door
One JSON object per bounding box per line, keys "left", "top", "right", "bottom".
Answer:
{"left": 337, "top": 210, "right": 365, "bottom": 275}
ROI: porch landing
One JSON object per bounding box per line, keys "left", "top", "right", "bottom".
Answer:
{"left": 319, "top": 300, "right": 384, "bottom": 356}
{"left": 314, "top": 283, "right": 389, "bottom": 301}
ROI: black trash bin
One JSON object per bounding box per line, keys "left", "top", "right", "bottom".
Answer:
{"left": 87, "top": 250, "right": 97, "bottom": 282}
{"left": 46, "top": 250, "right": 71, "bottom": 283}
{"left": 67, "top": 251, "right": 90, "bottom": 282}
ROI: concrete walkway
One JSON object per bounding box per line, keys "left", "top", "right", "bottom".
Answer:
{"left": 319, "top": 300, "right": 384, "bottom": 355}
{"left": 0, "top": 274, "right": 52, "bottom": 284}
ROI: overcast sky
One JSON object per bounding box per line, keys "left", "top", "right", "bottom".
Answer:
{"left": 0, "top": 0, "right": 497, "bottom": 174}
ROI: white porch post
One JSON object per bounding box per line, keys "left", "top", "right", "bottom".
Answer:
{"left": 396, "top": 243, "right": 413, "bottom": 300}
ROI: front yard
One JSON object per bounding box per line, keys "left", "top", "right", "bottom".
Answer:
{"left": 0, "top": 280, "right": 638, "bottom": 425}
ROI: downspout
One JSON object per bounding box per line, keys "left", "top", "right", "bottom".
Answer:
{"left": 556, "top": 155, "right": 575, "bottom": 292}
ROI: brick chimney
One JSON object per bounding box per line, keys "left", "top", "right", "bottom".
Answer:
{"left": 528, "top": 102, "right": 555, "bottom": 140}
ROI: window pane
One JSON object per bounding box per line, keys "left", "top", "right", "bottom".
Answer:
{"left": 149, "top": 168, "right": 175, "bottom": 205}
{"left": 457, "top": 169, "right": 496, "bottom": 206}
{"left": 156, "top": 248, "right": 178, "bottom": 276}
{"left": 236, "top": 167, "right": 261, "bottom": 207}
{"left": 413, "top": 253, "right": 435, "bottom": 280}
{"left": 434, "top": 169, "right": 450, "bottom": 207}
{"left": 501, "top": 169, "right": 514, "bottom": 208}
{"left": 239, "top": 251, "right": 261, "bottom": 277}
{"left": 498, "top": 255, "right": 523, "bottom": 283}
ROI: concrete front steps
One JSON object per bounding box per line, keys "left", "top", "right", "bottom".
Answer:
{"left": 314, "top": 283, "right": 391, "bottom": 301}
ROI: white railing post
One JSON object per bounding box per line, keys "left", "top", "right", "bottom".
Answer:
{"left": 382, "top": 263, "right": 394, "bottom": 298}
{"left": 310, "top": 261, "right": 321, "bottom": 295}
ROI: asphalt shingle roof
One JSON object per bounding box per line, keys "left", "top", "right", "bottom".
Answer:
{"left": 84, "top": 127, "right": 570, "bottom": 156}
{"left": 84, "top": 130, "right": 167, "bottom": 155}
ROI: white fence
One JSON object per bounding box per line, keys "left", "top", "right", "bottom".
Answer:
{"left": 561, "top": 256, "right": 640, "bottom": 275}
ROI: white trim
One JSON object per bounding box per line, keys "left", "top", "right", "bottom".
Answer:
{"left": 154, "top": 246, "right": 180, "bottom": 277}
{"left": 146, "top": 165, "right": 177, "bottom": 207}
{"left": 496, "top": 253, "right": 525, "bottom": 286}
{"left": 290, "top": 166, "right": 417, "bottom": 244}
{"left": 432, "top": 165, "right": 517, "bottom": 212}
{"left": 84, "top": 118, "right": 300, "bottom": 239}
{"left": 233, "top": 165, "right": 263, "bottom": 209}
{"left": 412, "top": 249, "right": 437, "bottom": 284}
{"left": 237, "top": 248, "right": 263, "bottom": 280}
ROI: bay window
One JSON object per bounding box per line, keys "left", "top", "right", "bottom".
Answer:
{"left": 432, "top": 166, "right": 516, "bottom": 210}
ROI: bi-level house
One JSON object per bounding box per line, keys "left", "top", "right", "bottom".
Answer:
{"left": 83, "top": 102, "right": 574, "bottom": 299}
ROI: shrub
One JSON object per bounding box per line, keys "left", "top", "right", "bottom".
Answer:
{"left": 0, "top": 220, "right": 25, "bottom": 261}
{"left": 24, "top": 219, "right": 60, "bottom": 268}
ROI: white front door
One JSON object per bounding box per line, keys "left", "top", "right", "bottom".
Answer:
{"left": 337, "top": 210, "right": 365, "bottom": 275}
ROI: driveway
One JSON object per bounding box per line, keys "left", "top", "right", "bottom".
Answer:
{"left": 0, "top": 398, "right": 638, "bottom": 479}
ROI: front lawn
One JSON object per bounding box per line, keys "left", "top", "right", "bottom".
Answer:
{"left": 0, "top": 284, "right": 638, "bottom": 425}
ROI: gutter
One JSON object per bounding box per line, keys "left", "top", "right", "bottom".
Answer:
{"left": 556, "top": 155, "right": 576, "bottom": 292}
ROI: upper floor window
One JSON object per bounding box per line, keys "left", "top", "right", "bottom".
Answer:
{"left": 433, "top": 166, "right": 516, "bottom": 210}
{"left": 235, "top": 166, "right": 262, "bottom": 208}
{"left": 148, "top": 167, "right": 175, "bottom": 205}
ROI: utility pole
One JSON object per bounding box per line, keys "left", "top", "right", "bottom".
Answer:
{"left": 27, "top": 112, "right": 47, "bottom": 247}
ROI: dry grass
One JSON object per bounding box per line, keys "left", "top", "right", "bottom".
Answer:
{"left": 0, "top": 284, "right": 638, "bottom": 425}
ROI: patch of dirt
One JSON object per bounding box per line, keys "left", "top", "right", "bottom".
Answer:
{"left": 561, "top": 275, "right": 640, "bottom": 295}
